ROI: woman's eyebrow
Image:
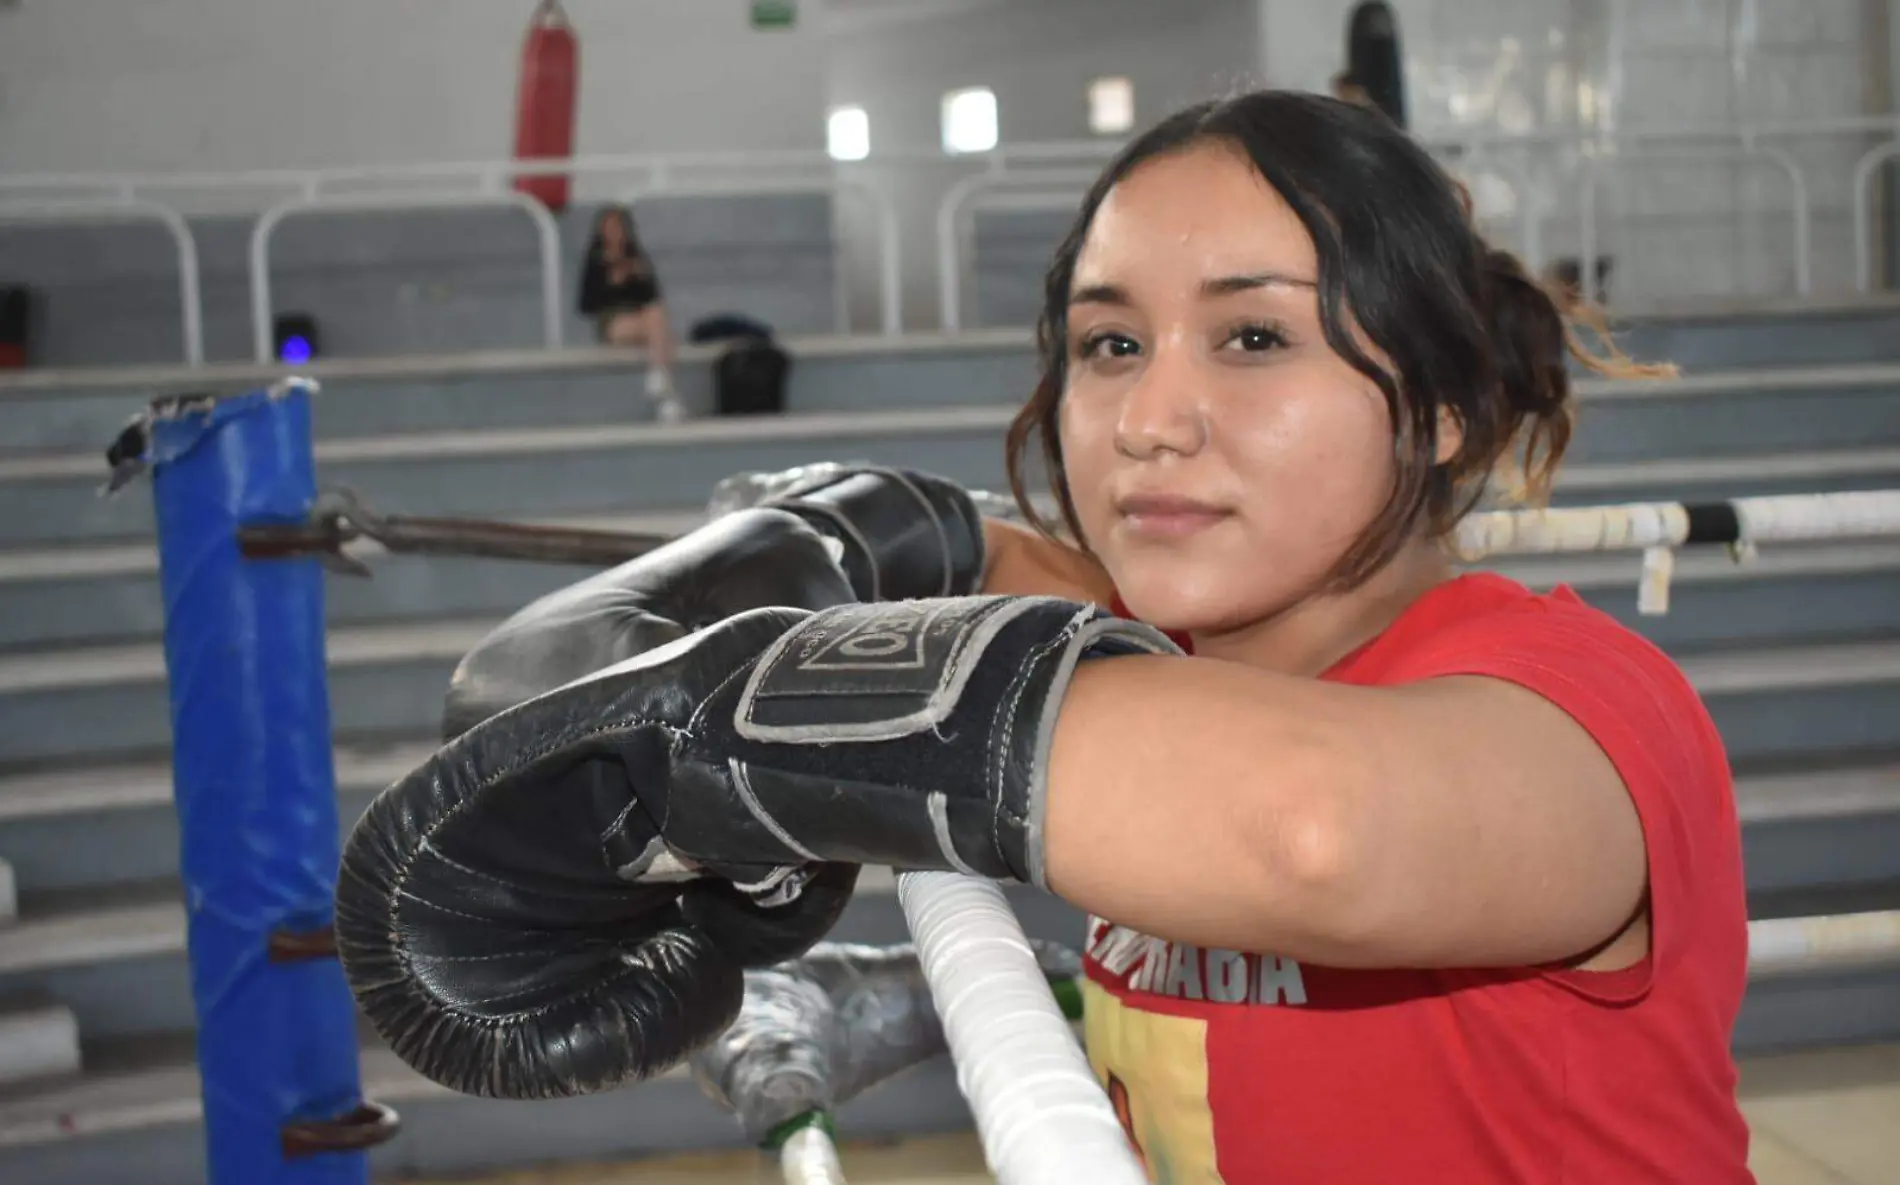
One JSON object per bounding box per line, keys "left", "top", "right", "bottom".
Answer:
{"left": 1201, "top": 271, "right": 1316, "bottom": 296}
{"left": 1069, "top": 282, "right": 1130, "bottom": 308}
{"left": 1068, "top": 273, "right": 1318, "bottom": 308}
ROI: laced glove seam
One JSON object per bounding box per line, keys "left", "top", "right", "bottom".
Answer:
{"left": 686, "top": 647, "right": 775, "bottom": 737}
{"left": 987, "top": 622, "right": 1076, "bottom": 878}
{"left": 393, "top": 885, "right": 532, "bottom": 925}
{"left": 418, "top": 837, "right": 637, "bottom": 901}
{"left": 406, "top": 942, "right": 601, "bottom": 965}
{"left": 380, "top": 716, "right": 688, "bottom": 1025}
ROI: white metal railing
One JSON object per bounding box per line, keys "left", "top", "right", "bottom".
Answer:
{"left": 0, "top": 144, "right": 1125, "bottom": 203}
{"left": 2, "top": 115, "right": 1897, "bottom": 370}
{"left": 249, "top": 191, "right": 564, "bottom": 362}
{"left": 1853, "top": 140, "right": 1900, "bottom": 293}
{"left": 1572, "top": 141, "right": 1814, "bottom": 297}
{"left": 0, "top": 199, "right": 205, "bottom": 366}
{"left": 938, "top": 168, "right": 1102, "bottom": 333}
{"left": 932, "top": 117, "right": 1900, "bottom": 331}
{"left": 619, "top": 179, "right": 903, "bottom": 337}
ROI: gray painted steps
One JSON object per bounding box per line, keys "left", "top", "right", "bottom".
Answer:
{"left": 0, "top": 740, "right": 432, "bottom": 896}
{"left": 1, "top": 350, "right": 1896, "bottom": 464}
{"left": 8, "top": 720, "right": 1870, "bottom": 900}
{"left": 0, "top": 406, "right": 1018, "bottom": 548}
{"left": 0, "top": 1027, "right": 984, "bottom": 1185}
{"left": 7, "top": 735, "right": 1879, "bottom": 901}
{"left": 0, "top": 1000, "right": 80, "bottom": 1089}
{"left": 0, "top": 333, "right": 1044, "bottom": 455}
{"left": 6, "top": 397, "right": 1900, "bottom": 546}
{"left": 0, "top": 867, "right": 1052, "bottom": 1043}
{"left": 0, "top": 911, "right": 1896, "bottom": 1185}
{"left": 7, "top": 494, "right": 1900, "bottom": 652}
{"left": 0, "top": 766, "right": 1893, "bottom": 1041}
{"left": 5, "top": 302, "right": 1900, "bottom": 453}
{"left": 0, "top": 509, "right": 705, "bottom": 652}
{"left": 6, "top": 619, "right": 1900, "bottom": 770}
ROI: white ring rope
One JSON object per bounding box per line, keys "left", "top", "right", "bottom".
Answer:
{"left": 1454, "top": 490, "right": 1900, "bottom": 558}
{"left": 897, "top": 872, "right": 1147, "bottom": 1185}
{"left": 1748, "top": 910, "right": 1900, "bottom": 978}
{"left": 1453, "top": 490, "right": 1900, "bottom": 615}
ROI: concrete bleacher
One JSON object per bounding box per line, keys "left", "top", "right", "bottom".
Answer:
{"left": 1, "top": 307, "right": 1899, "bottom": 1183}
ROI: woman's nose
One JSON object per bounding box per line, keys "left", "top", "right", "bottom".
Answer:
{"left": 1114, "top": 336, "right": 1208, "bottom": 460}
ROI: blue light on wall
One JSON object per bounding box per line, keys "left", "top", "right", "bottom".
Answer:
{"left": 273, "top": 313, "right": 320, "bottom": 366}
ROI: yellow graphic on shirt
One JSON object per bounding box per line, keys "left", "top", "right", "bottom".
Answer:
{"left": 1083, "top": 978, "right": 1227, "bottom": 1185}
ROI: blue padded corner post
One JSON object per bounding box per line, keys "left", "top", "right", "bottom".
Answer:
{"left": 147, "top": 380, "right": 392, "bottom": 1185}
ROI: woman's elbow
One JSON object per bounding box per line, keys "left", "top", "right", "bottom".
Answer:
{"left": 1238, "top": 745, "right": 1391, "bottom": 961}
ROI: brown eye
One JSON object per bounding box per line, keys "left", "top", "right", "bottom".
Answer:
{"left": 1224, "top": 323, "right": 1290, "bottom": 353}
{"left": 1080, "top": 331, "right": 1142, "bottom": 360}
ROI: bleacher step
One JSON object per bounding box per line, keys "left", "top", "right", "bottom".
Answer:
{"left": 0, "top": 766, "right": 1890, "bottom": 1037}
{"left": 0, "top": 908, "right": 1894, "bottom": 1185}
{"left": 6, "top": 408, "right": 1900, "bottom": 549}
{"left": 8, "top": 629, "right": 1900, "bottom": 770}
{"left": 0, "top": 1000, "right": 80, "bottom": 1089}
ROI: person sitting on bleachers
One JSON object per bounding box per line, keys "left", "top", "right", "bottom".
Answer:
{"left": 578, "top": 204, "right": 682, "bottom": 419}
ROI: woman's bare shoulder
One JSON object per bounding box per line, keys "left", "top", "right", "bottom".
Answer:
{"left": 980, "top": 518, "right": 1117, "bottom": 605}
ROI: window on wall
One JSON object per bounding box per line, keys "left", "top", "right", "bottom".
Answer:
{"left": 1088, "top": 76, "right": 1134, "bottom": 135}
{"left": 941, "top": 87, "right": 999, "bottom": 154}
{"left": 827, "top": 105, "right": 870, "bottom": 161}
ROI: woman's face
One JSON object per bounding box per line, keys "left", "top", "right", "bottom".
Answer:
{"left": 1057, "top": 142, "right": 1413, "bottom": 634}
{"left": 599, "top": 214, "right": 627, "bottom": 249}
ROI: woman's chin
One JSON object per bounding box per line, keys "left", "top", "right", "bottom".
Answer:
{"left": 1109, "top": 570, "right": 1259, "bottom": 635}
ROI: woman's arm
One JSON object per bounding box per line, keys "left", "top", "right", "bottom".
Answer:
{"left": 1041, "top": 653, "right": 1648, "bottom": 970}
{"left": 980, "top": 517, "right": 1118, "bottom": 604}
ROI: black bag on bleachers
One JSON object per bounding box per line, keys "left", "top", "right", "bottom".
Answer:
{"left": 713, "top": 336, "right": 790, "bottom": 416}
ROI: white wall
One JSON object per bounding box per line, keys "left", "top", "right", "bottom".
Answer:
{"left": 1, "top": 0, "right": 1888, "bottom": 331}
{"left": 825, "top": 0, "right": 1262, "bottom": 329}
{"left": 0, "top": 0, "right": 828, "bottom": 177}
{"left": 1256, "top": 0, "right": 1883, "bottom": 304}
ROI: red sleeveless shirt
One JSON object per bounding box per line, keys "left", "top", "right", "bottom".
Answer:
{"left": 1087, "top": 573, "right": 1753, "bottom": 1183}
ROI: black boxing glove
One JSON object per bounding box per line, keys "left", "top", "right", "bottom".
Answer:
{"left": 727, "top": 464, "right": 987, "bottom": 602}
{"left": 375, "top": 510, "right": 860, "bottom": 1100}
{"left": 336, "top": 597, "right": 1177, "bottom": 1099}
{"left": 442, "top": 507, "right": 857, "bottom": 740}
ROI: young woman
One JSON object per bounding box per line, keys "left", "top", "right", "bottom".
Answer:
{"left": 342, "top": 90, "right": 1752, "bottom": 1184}
{"left": 977, "top": 89, "right": 1751, "bottom": 1182}
{"left": 578, "top": 204, "right": 682, "bottom": 416}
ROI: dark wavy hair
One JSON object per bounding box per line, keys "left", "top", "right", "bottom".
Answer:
{"left": 1005, "top": 89, "right": 1668, "bottom": 590}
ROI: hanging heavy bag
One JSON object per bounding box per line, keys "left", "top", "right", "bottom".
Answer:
{"left": 714, "top": 336, "right": 791, "bottom": 416}
{"left": 0, "top": 285, "right": 30, "bottom": 370}
{"left": 512, "top": 0, "right": 580, "bottom": 213}
{"left": 1346, "top": 2, "right": 1407, "bottom": 130}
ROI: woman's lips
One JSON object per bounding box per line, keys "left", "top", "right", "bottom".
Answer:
{"left": 1115, "top": 494, "right": 1233, "bottom": 539}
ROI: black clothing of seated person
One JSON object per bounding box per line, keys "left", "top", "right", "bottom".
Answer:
{"left": 578, "top": 204, "right": 676, "bottom": 366}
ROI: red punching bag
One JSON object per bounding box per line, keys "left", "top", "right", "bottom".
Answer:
{"left": 512, "top": 0, "right": 579, "bottom": 212}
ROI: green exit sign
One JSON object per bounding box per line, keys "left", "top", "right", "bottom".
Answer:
{"left": 751, "top": 0, "right": 795, "bottom": 29}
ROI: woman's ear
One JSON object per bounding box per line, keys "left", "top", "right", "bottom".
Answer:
{"left": 1435, "top": 404, "right": 1464, "bottom": 465}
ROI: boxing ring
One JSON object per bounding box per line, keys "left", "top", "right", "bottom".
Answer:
{"left": 123, "top": 378, "right": 1900, "bottom": 1185}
